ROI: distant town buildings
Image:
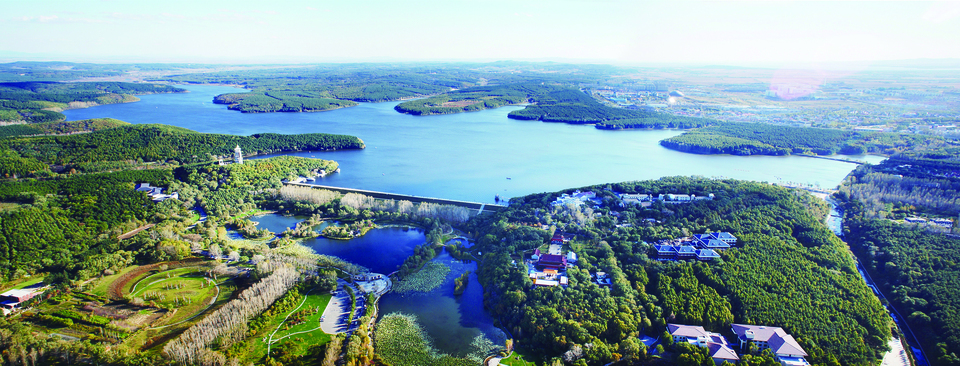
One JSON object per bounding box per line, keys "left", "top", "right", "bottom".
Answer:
{"left": 619, "top": 192, "right": 714, "bottom": 206}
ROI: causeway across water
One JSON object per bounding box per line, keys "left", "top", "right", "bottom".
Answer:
{"left": 284, "top": 182, "right": 507, "bottom": 214}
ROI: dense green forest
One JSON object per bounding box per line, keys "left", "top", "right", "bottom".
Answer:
{"left": 394, "top": 83, "right": 559, "bottom": 115}
{"left": 845, "top": 214, "right": 960, "bottom": 366}
{"left": 594, "top": 116, "right": 718, "bottom": 130}
{"left": 837, "top": 154, "right": 960, "bottom": 366}
{"left": 661, "top": 122, "right": 937, "bottom": 156}
{"left": 506, "top": 88, "right": 653, "bottom": 123}
{"left": 839, "top": 162, "right": 960, "bottom": 217}
{"left": 174, "top": 155, "right": 339, "bottom": 218}
{"left": 0, "top": 81, "right": 185, "bottom": 123}
{"left": 0, "top": 169, "right": 173, "bottom": 279}
{"left": 467, "top": 177, "right": 890, "bottom": 365}
{"left": 0, "top": 124, "right": 363, "bottom": 177}
{"left": 0, "top": 118, "right": 128, "bottom": 138}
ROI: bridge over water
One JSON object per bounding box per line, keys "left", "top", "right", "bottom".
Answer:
{"left": 283, "top": 183, "right": 507, "bottom": 215}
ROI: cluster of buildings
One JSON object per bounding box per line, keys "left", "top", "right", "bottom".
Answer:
{"left": 668, "top": 323, "right": 808, "bottom": 366}
{"left": 135, "top": 183, "right": 179, "bottom": 202}
{"left": 551, "top": 190, "right": 599, "bottom": 207}
{"left": 905, "top": 217, "right": 954, "bottom": 228}
{"left": 530, "top": 242, "right": 573, "bottom": 288}
{"left": 527, "top": 233, "right": 617, "bottom": 289}
{"left": 620, "top": 192, "right": 714, "bottom": 206}
{"left": 654, "top": 232, "right": 737, "bottom": 261}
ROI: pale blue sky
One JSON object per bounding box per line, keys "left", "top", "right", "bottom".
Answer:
{"left": 1, "top": 0, "right": 958, "bottom": 64}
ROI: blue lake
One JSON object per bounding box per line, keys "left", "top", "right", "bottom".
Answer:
{"left": 64, "top": 84, "right": 883, "bottom": 204}
{"left": 302, "top": 226, "right": 426, "bottom": 274}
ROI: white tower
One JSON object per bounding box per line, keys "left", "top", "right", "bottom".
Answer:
{"left": 234, "top": 145, "right": 243, "bottom": 164}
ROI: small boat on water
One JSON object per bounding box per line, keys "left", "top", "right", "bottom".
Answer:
{"left": 506, "top": 177, "right": 512, "bottom": 180}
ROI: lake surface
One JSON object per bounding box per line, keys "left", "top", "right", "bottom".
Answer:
{"left": 248, "top": 213, "right": 304, "bottom": 235}
{"left": 302, "top": 226, "right": 426, "bottom": 274}
{"left": 65, "top": 84, "right": 884, "bottom": 204}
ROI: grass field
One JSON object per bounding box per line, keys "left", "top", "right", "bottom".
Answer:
{"left": 88, "top": 267, "right": 129, "bottom": 297}
{"left": 120, "top": 276, "right": 236, "bottom": 354}
{"left": 235, "top": 286, "right": 334, "bottom": 363}
{"left": 129, "top": 268, "right": 218, "bottom": 326}
{"left": 500, "top": 349, "right": 543, "bottom": 366}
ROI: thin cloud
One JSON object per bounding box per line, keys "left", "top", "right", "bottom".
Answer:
{"left": 10, "top": 14, "right": 109, "bottom": 24}
{"left": 922, "top": 1, "right": 960, "bottom": 23}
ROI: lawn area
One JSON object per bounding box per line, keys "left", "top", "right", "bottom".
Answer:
{"left": 129, "top": 268, "right": 219, "bottom": 327}
{"left": 118, "top": 276, "right": 236, "bottom": 354}
{"left": 235, "top": 286, "right": 334, "bottom": 363}
{"left": 500, "top": 349, "right": 543, "bottom": 366}
{"left": 87, "top": 265, "right": 142, "bottom": 297}
{"left": 10, "top": 276, "right": 44, "bottom": 290}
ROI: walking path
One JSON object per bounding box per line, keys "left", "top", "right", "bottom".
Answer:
{"left": 267, "top": 286, "right": 318, "bottom": 354}
{"left": 118, "top": 224, "right": 155, "bottom": 240}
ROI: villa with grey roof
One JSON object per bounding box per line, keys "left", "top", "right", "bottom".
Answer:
{"left": 731, "top": 324, "right": 809, "bottom": 366}
{"left": 668, "top": 323, "right": 739, "bottom": 365}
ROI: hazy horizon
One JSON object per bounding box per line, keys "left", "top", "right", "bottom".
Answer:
{"left": 2, "top": 0, "right": 959, "bottom": 66}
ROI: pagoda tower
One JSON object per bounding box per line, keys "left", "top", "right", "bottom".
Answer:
{"left": 234, "top": 145, "right": 243, "bottom": 164}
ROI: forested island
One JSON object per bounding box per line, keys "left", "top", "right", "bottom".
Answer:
{"left": 213, "top": 91, "right": 358, "bottom": 113}
{"left": 0, "top": 81, "right": 185, "bottom": 123}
